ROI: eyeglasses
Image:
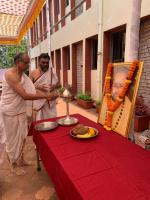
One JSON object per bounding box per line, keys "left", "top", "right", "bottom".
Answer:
{"left": 20, "top": 60, "right": 30, "bottom": 64}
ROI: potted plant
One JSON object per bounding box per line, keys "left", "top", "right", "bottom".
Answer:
{"left": 77, "top": 92, "right": 93, "bottom": 109}
{"left": 134, "top": 96, "right": 150, "bottom": 132}
{"left": 58, "top": 86, "right": 65, "bottom": 97}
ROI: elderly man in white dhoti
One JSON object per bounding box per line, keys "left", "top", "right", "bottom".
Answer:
{"left": 0, "top": 109, "right": 6, "bottom": 166}
{"left": 29, "top": 53, "right": 60, "bottom": 120}
{"left": 0, "top": 53, "right": 58, "bottom": 175}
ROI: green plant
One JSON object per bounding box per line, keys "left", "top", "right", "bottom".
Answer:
{"left": 96, "top": 100, "right": 101, "bottom": 106}
{"left": 58, "top": 86, "right": 65, "bottom": 94}
{"left": 77, "top": 92, "right": 92, "bottom": 101}
{"left": 0, "top": 37, "right": 28, "bottom": 68}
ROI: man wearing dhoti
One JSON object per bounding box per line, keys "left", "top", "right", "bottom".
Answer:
{"left": 0, "top": 109, "right": 6, "bottom": 166}
{"left": 0, "top": 53, "right": 58, "bottom": 175}
{"left": 29, "top": 53, "right": 60, "bottom": 120}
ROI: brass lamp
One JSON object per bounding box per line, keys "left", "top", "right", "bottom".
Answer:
{"left": 57, "top": 87, "right": 78, "bottom": 126}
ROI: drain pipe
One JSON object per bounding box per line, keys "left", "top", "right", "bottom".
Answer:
{"left": 125, "top": 0, "right": 142, "bottom": 61}
{"left": 97, "top": 0, "right": 103, "bottom": 101}
{"left": 46, "top": 0, "right": 53, "bottom": 68}
{"left": 124, "top": 0, "right": 142, "bottom": 139}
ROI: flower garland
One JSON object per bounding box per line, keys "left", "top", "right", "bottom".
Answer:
{"left": 103, "top": 61, "right": 139, "bottom": 131}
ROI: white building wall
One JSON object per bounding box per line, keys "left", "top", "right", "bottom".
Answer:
{"left": 30, "top": 39, "right": 49, "bottom": 58}
{"left": 141, "top": 0, "right": 150, "bottom": 17}
{"left": 58, "top": 13, "right": 61, "bottom": 30}
{"left": 82, "top": 39, "right": 85, "bottom": 92}
{"left": 30, "top": 1, "right": 100, "bottom": 56}
{"left": 37, "top": 16, "right": 40, "bottom": 42}
{"left": 60, "top": 48, "right": 63, "bottom": 85}
{"left": 30, "top": 0, "right": 99, "bottom": 99}
{"left": 65, "top": 2, "right": 71, "bottom": 24}
{"left": 103, "top": 0, "right": 132, "bottom": 32}
{"left": 51, "top": 0, "right": 54, "bottom": 34}
{"left": 29, "top": 0, "right": 150, "bottom": 100}
{"left": 67, "top": 70, "right": 72, "bottom": 85}
{"left": 30, "top": 58, "right": 36, "bottom": 71}
{"left": 91, "top": 70, "right": 98, "bottom": 100}
{"left": 50, "top": 1, "right": 99, "bottom": 50}
{"left": 103, "top": 0, "right": 150, "bottom": 32}
{"left": 60, "top": 69, "right": 63, "bottom": 85}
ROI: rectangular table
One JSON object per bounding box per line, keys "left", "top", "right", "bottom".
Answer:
{"left": 29, "top": 114, "right": 150, "bottom": 200}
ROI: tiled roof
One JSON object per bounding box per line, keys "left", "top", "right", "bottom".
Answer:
{"left": 0, "top": 14, "right": 23, "bottom": 37}
{"left": 0, "top": 0, "right": 32, "bottom": 38}
{"left": 0, "top": 0, "right": 45, "bottom": 45}
{"left": 0, "top": 0, "right": 31, "bottom": 16}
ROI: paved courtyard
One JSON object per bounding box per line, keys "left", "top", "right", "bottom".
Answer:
{"left": 0, "top": 98, "right": 98, "bottom": 200}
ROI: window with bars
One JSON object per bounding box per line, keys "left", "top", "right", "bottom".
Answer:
{"left": 75, "top": 0, "right": 83, "bottom": 17}
{"left": 91, "top": 39, "right": 98, "bottom": 70}
{"left": 65, "top": 0, "right": 69, "bottom": 7}
{"left": 43, "top": 5, "right": 47, "bottom": 39}
{"left": 57, "top": 0, "right": 60, "bottom": 14}
{"left": 111, "top": 31, "right": 125, "bottom": 63}
{"left": 66, "top": 46, "right": 70, "bottom": 70}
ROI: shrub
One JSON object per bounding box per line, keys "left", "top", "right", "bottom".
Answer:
{"left": 58, "top": 86, "right": 65, "bottom": 94}
{"left": 77, "top": 92, "right": 92, "bottom": 101}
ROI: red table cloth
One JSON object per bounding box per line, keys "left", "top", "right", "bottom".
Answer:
{"left": 29, "top": 114, "right": 150, "bottom": 200}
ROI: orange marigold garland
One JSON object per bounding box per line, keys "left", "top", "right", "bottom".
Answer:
{"left": 104, "top": 61, "right": 139, "bottom": 131}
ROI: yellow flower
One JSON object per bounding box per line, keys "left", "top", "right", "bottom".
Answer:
{"left": 88, "top": 128, "right": 95, "bottom": 136}
{"left": 105, "top": 93, "right": 111, "bottom": 96}
{"left": 103, "top": 125, "right": 112, "bottom": 131}
{"left": 116, "top": 97, "right": 123, "bottom": 102}
{"left": 105, "top": 76, "right": 111, "bottom": 80}
{"left": 107, "top": 111, "right": 113, "bottom": 115}
{"left": 125, "top": 79, "right": 132, "bottom": 84}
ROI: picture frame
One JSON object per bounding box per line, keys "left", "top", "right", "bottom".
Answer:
{"left": 98, "top": 62, "right": 143, "bottom": 137}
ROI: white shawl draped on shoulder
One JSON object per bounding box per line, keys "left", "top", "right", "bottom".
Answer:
{"left": 34, "top": 68, "right": 58, "bottom": 120}
{"left": 0, "top": 72, "right": 39, "bottom": 164}
{"left": 23, "top": 73, "right": 42, "bottom": 117}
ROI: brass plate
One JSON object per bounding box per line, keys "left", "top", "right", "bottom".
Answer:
{"left": 70, "top": 126, "right": 99, "bottom": 139}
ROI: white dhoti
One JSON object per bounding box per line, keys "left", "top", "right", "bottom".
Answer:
{"left": 36, "top": 100, "right": 57, "bottom": 120}
{"left": 33, "top": 68, "right": 58, "bottom": 120}
{"left": 2, "top": 113, "right": 27, "bottom": 164}
{"left": 0, "top": 73, "right": 36, "bottom": 164}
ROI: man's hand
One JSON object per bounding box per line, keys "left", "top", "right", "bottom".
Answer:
{"left": 46, "top": 90, "right": 59, "bottom": 101}
{"left": 36, "top": 84, "right": 49, "bottom": 92}
{"left": 49, "top": 82, "right": 61, "bottom": 92}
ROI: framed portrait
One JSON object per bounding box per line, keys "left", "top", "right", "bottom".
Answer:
{"left": 98, "top": 62, "right": 143, "bottom": 137}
